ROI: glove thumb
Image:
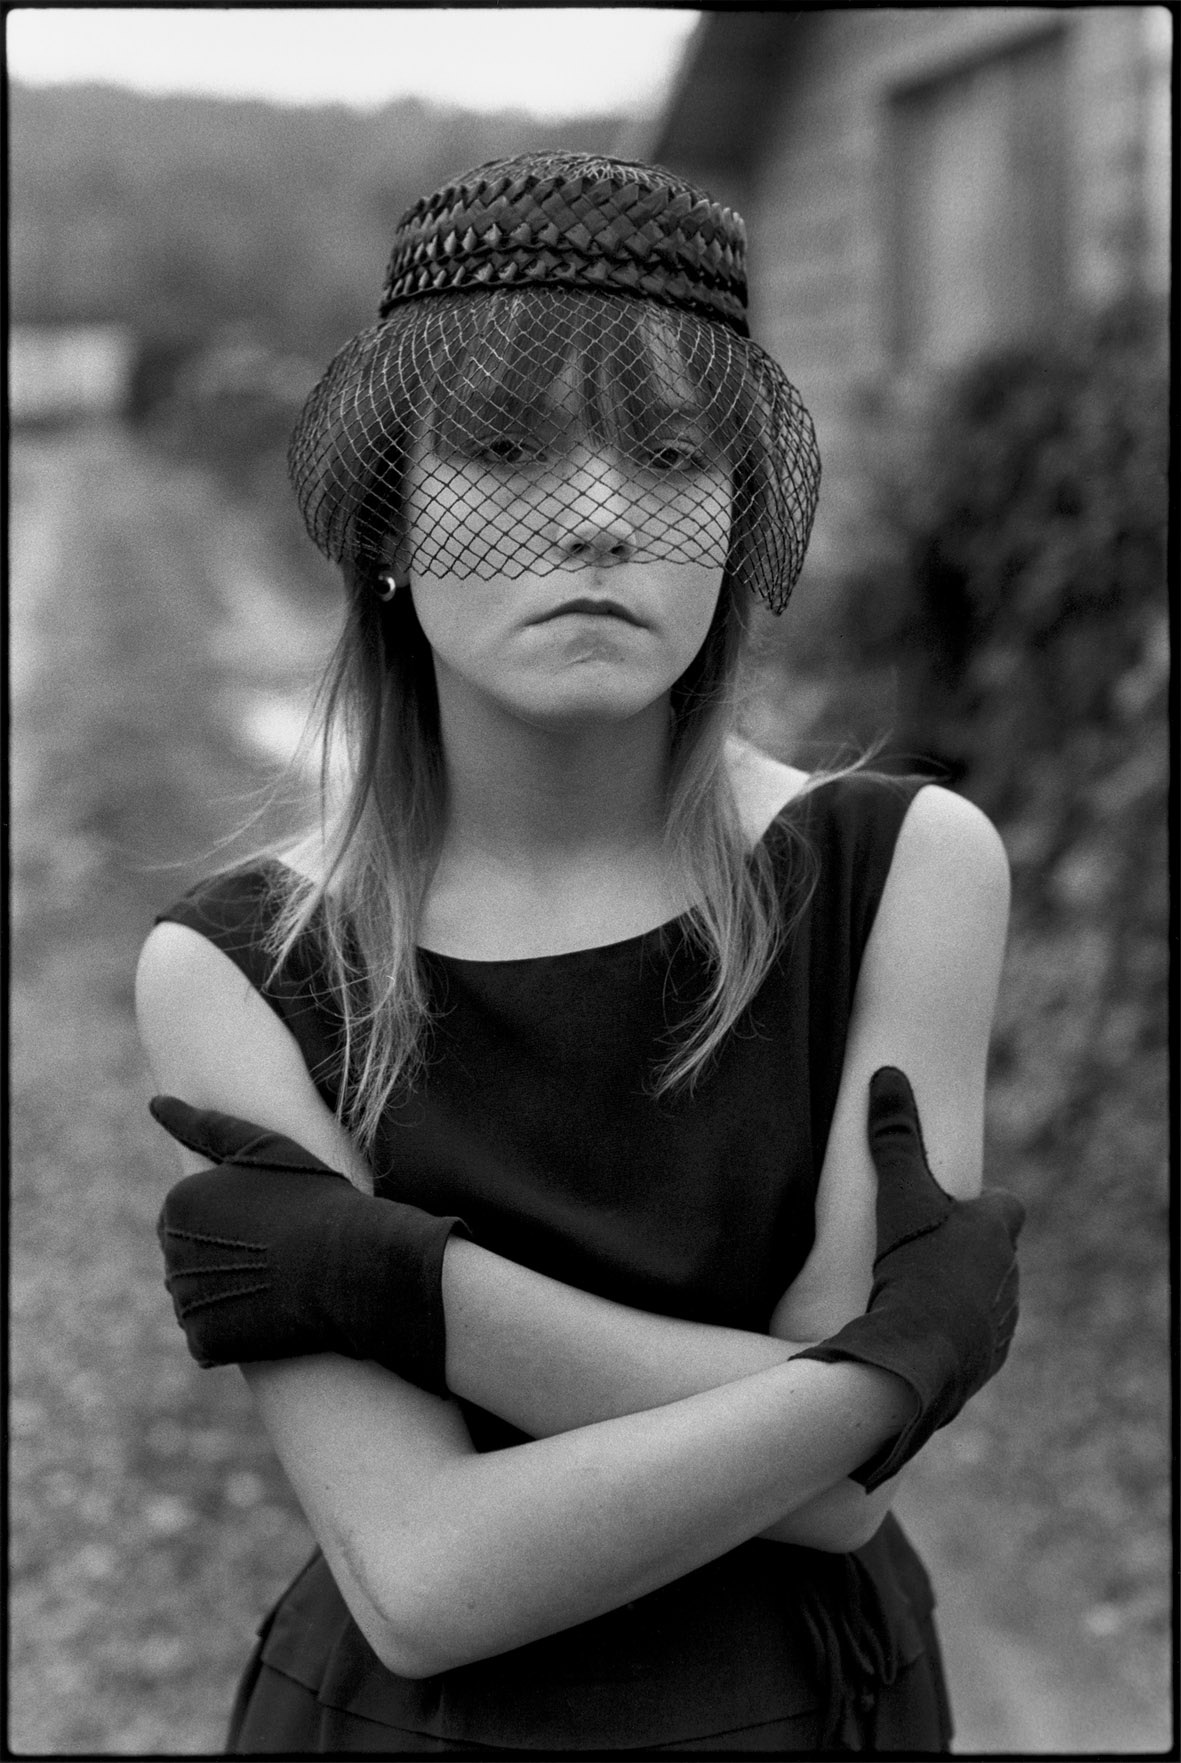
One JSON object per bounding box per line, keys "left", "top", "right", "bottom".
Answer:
{"left": 868, "top": 1066, "right": 953, "bottom": 1259}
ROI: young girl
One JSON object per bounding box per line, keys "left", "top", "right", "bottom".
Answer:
{"left": 136, "top": 152, "right": 1021, "bottom": 1755}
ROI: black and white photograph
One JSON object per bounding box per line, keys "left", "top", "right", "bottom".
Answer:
{"left": 10, "top": 7, "right": 1171, "bottom": 1756}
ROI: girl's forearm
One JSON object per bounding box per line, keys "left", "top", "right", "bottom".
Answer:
{"left": 441, "top": 1236, "right": 808, "bottom": 1436}
{"left": 439, "top": 1239, "right": 894, "bottom": 1554}
{"left": 362, "top": 1355, "right": 912, "bottom": 1676}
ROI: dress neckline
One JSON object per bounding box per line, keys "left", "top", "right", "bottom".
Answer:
{"left": 265, "top": 782, "right": 817, "bottom": 971}
{"left": 419, "top": 909, "right": 690, "bottom": 969}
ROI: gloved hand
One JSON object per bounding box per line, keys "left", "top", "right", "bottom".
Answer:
{"left": 793, "top": 1067, "right": 1023, "bottom": 1491}
{"left": 151, "top": 1096, "right": 469, "bottom": 1395}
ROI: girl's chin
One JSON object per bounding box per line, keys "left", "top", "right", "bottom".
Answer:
{"left": 505, "top": 680, "right": 672, "bottom": 733}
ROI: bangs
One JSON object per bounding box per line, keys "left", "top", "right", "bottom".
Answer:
{"left": 423, "top": 289, "right": 752, "bottom": 467}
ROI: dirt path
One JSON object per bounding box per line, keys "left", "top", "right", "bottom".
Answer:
{"left": 10, "top": 426, "right": 1169, "bottom": 1755}
{"left": 11, "top": 425, "right": 334, "bottom": 1755}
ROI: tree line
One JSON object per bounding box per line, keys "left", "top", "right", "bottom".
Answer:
{"left": 10, "top": 81, "right": 623, "bottom": 361}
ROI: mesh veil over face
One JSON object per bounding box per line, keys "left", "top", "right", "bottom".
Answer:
{"left": 288, "top": 154, "right": 820, "bottom": 613}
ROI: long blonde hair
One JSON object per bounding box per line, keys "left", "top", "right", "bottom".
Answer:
{"left": 262, "top": 560, "right": 816, "bottom": 1154}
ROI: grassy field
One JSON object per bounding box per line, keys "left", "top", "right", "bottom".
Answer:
{"left": 10, "top": 424, "right": 1170, "bottom": 1755}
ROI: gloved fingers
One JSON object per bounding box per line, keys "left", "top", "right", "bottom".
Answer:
{"left": 868, "top": 1064, "right": 921, "bottom": 1129}
{"left": 868, "top": 1075, "right": 1026, "bottom": 1242}
{"left": 867, "top": 1067, "right": 946, "bottom": 1189}
{"left": 149, "top": 1096, "right": 340, "bottom": 1176}
{"left": 867, "top": 1067, "right": 954, "bottom": 1257}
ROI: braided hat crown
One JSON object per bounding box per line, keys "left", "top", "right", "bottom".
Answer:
{"left": 379, "top": 151, "right": 751, "bottom": 335}
{"left": 289, "top": 151, "right": 819, "bottom": 612}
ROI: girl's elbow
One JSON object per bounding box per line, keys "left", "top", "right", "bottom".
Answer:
{"left": 326, "top": 1530, "right": 456, "bottom": 1679}
{"left": 374, "top": 1629, "right": 449, "bottom": 1681}
{"left": 358, "top": 1583, "right": 461, "bottom": 1679}
{"left": 820, "top": 1511, "right": 887, "bottom": 1554}
{"left": 363, "top": 1552, "right": 498, "bottom": 1680}
{"left": 787, "top": 1479, "right": 896, "bottom": 1554}
{"left": 375, "top": 1599, "right": 500, "bottom": 1680}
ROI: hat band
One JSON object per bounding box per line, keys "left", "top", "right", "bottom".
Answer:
{"left": 379, "top": 251, "right": 749, "bottom": 335}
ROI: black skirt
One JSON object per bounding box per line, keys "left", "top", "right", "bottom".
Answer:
{"left": 228, "top": 1651, "right": 952, "bottom": 1756}
{"left": 224, "top": 1536, "right": 954, "bottom": 1757}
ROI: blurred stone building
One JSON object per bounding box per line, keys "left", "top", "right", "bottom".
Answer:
{"left": 633, "top": 6, "right": 1171, "bottom": 589}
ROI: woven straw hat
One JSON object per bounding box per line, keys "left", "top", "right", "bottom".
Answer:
{"left": 289, "top": 151, "right": 819, "bottom": 612}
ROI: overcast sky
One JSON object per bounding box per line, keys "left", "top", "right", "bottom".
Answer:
{"left": 7, "top": 7, "right": 700, "bottom": 116}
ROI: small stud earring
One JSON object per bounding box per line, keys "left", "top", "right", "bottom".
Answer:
{"left": 376, "top": 573, "right": 399, "bottom": 602}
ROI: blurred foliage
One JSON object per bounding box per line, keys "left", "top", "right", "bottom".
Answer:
{"left": 833, "top": 294, "right": 1169, "bottom": 1204}
{"left": 841, "top": 294, "right": 1168, "bottom": 820}
{"left": 812, "top": 298, "right": 1171, "bottom": 1697}
{"left": 9, "top": 80, "right": 623, "bottom": 364}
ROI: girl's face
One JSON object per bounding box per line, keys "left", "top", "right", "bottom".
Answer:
{"left": 400, "top": 418, "right": 729, "bottom": 733}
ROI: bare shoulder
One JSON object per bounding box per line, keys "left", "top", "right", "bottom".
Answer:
{"left": 135, "top": 922, "right": 367, "bottom": 1184}
{"left": 136, "top": 921, "right": 279, "bottom": 1089}
{"left": 725, "top": 737, "right": 811, "bottom": 844}
{"left": 892, "top": 783, "right": 1011, "bottom": 918}
{"left": 862, "top": 782, "right": 1011, "bottom": 1047}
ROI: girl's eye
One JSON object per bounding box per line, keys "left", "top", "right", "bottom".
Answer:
{"left": 642, "top": 440, "right": 709, "bottom": 473}
{"left": 476, "top": 440, "right": 547, "bottom": 467}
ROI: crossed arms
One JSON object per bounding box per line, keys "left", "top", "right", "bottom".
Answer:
{"left": 136, "top": 785, "right": 1010, "bottom": 1676}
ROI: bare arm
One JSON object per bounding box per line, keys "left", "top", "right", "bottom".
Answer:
{"left": 245, "top": 1348, "right": 907, "bottom": 1677}
{"left": 759, "top": 784, "right": 1009, "bottom": 1539}
{"left": 771, "top": 785, "right": 1009, "bottom": 1338}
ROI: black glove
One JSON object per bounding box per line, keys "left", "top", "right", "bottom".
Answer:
{"left": 151, "top": 1096, "right": 469, "bottom": 1395}
{"left": 793, "top": 1066, "right": 1023, "bottom": 1492}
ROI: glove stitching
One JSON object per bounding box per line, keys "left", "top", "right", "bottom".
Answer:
{"left": 159, "top": 1226, "right": 266, "bottom": 1252}
{"left": 164, "top": 1259, "right": 267, "bottom": 1279}
{"left": 873, "top": 1213, "right": 951, "bottom": 1266}
{"left": 175, "top": 1282, "right": 272, "bottom": 1315}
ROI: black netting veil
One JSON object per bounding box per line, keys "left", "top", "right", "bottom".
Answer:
{"left": 289, "top": 286, "right": 820, "bottom": 613}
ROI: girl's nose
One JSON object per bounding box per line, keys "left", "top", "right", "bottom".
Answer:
{"left": 557, "top": 449, "right": 636, "bottom": 564}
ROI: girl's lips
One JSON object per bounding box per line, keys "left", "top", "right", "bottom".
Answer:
{"left": 536, "top": 598, "right": 644, "bottom": 626}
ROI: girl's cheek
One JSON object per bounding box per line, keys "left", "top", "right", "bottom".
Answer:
{"left": 411, "top": 471, "right": 540, "bottom": 580}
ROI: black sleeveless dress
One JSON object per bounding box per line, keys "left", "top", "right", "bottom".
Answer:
{"left": 156, "top": 774, "right": 954, "bottom": 1755}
